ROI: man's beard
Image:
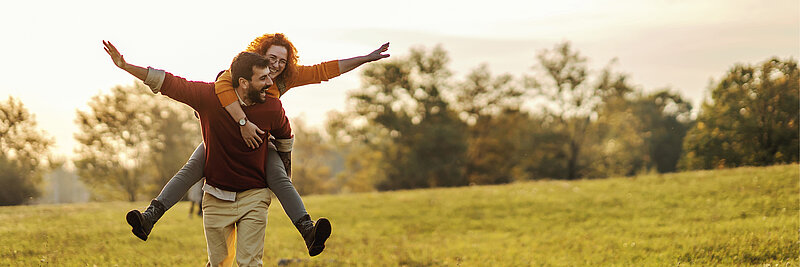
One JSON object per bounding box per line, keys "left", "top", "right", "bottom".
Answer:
{"left": 247, "top": 86, "right": 267, "bottom": 104}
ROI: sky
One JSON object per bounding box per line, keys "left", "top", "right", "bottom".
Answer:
{"left": 0, "top": 0, "right": 797, "bottom": 160}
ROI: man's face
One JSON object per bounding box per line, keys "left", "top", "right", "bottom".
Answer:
{"left": 245, "top": 65, "right": 272, "bottom": 104}
{"left": 265, "top": 45, "right": 288, "bottom": 79}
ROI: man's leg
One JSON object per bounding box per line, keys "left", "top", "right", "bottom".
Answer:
{"left": 234, "top": 188, "right": 270, "bottom": 267}
{"left": 127, "top": 142, "right": 206, "bottom": 241}
{"left": 202, "top": 191, "right": 238, "bottom": 267}
{"left": 265, "top": 143, "right": 331, "bottom": 256}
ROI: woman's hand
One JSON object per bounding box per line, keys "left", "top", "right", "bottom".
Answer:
{"left": 338, "top": 42, "right": 391, "bottom": 74}
{"left": 365, "top": 42, "right": 390, "bottom": 62}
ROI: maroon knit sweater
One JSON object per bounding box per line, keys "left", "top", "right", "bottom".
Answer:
{"left": 160, "top": 72, "right": 292, "bottom": 192}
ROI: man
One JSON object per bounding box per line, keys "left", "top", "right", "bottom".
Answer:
{"left": 103, "top": 40, "right": 288, "bottom": 266}
{"left": 127, "top": 34, "right": 385, "bottom": 257}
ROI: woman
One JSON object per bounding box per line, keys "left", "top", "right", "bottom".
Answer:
{"left": 126, "top": 33, "right": 390, "bottom": 257}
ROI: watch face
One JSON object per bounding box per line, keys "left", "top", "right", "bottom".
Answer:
{"left": 239, "top": 118, "right": 247, "bottom": 126}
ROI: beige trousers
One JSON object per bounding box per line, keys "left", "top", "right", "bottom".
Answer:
{"left": 202, "top": 188, "right": 271, "bottom": 267}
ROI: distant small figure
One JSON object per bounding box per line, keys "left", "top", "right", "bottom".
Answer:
{"left": 278, "top": 258, "right": 337, "bottom": 266}
{"left": 277, "top": 258, "right": 307, "bottom": 266}
{"left": 187, "top": 178, "right": 204, "bottom": 218}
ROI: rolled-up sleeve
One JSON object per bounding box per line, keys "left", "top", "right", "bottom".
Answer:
{"left": 144, "top": 67, "right": 166, "bottom": 93}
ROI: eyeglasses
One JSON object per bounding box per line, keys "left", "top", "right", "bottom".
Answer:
{"left": 268, "top": 56, "right": 287, "bottom": 66}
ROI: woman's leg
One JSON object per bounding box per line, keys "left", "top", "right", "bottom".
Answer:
{"left": 155, "top": 143, "right": 206, "bottom": 209}
{"left": 265, "top": 142, "right": 330, "bottom": 256}
{"left": 265, "top": 142, "right": 307, "bottom": 222}
{"left": 127, "top": 142, "right": 206, "bottom": 241}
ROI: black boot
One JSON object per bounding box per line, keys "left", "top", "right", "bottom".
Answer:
{"left": 126, "top": 199, "right": 167, "bottom": 241}
{"left": 294, "top": 214, "right": 331, "bottom": 256}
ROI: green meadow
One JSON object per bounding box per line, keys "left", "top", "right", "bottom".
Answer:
{"left": 1, "top": 164, "right": 797, "bottom": 266}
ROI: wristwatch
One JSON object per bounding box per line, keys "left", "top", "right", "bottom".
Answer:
{"left": 238, "top": 117, "right": 247, "bottom": 126}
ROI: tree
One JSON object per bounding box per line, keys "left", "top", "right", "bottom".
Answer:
{"left": 452, "top": 64, "right": 528, "bottom": 184}
{"left": 681, "top": 58, "right": 799, "bottom": 169}
{"left": 517, "top": 114, "right": 571, "bottom": 179}
{"left": 325, "top": 110, "right": 390, "bottom": 193}
{"left": 583, "top": 69, "right": 645, "bottom": 177}
{"left": 589, "top": 87, "right": 693, "bottom": 177}
{"left": 526, "top": 42, "right": 599, "bottom": 179}
{"left": 146, "top": 95, "right": 204, "bottom": 195}
{"left": 634, "top": 91, "right": 692, "bottom": 173}
{"left": 344, "top": 45, "right": 468, "bottom": 190}
{"left": 585, "top": 59, "right": 695, "bottom": 177}
{"left": 0, "top": 96, "right": 53, "bottom": 205}
{"left": 74, "top": 82, "right": 200, "bottom": 201}
{"left": 291, "top": 117, "right": 336, "bottom": 195}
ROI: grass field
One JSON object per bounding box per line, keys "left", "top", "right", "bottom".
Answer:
{"left": 0, "top": 164, "right": 797, "bottom": 266}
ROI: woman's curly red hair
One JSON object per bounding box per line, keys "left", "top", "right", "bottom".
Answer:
{"left": 245, "top": 33, "right": 298, "bottom": 85}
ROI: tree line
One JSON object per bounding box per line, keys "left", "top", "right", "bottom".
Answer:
{"left": 0, "top": 41, "right": 796, "bottom": 204}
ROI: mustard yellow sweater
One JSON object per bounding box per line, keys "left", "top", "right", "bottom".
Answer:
{"left": 214, "top": 60, "right": 341, "bottom": 106}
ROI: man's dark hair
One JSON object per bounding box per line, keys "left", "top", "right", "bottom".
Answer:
{"left": 230, "top": 51, "right": 269, "bottom": 88}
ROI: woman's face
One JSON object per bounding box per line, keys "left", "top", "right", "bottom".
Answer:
{"left": 265, "top": 45, "right": 288, "bottom": 79}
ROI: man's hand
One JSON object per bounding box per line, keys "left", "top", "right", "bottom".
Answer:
{"left": 241, "top": 121, "right": 265, "bottom": 149}
{"left": 365, "top": 42, "right": 390, "bottom": 62}
{"left": 103, "top": 40, "right": 127, "bottom": 69}
{"left": 101, "top": 40, "right": 148, "bottom": 84}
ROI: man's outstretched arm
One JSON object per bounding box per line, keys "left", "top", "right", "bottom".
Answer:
{"left": 103, "top": 40, "right": 206, "bottom": 110}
